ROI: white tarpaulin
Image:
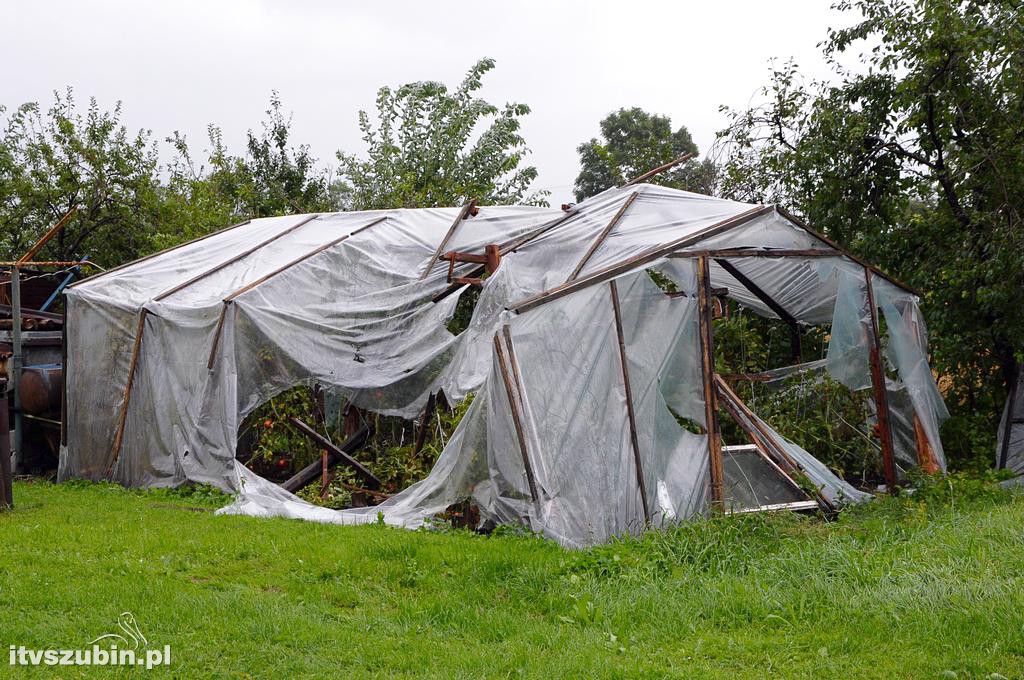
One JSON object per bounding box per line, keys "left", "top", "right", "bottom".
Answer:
{"left": 60, "top": 183, "right": 947, "bottom": 546}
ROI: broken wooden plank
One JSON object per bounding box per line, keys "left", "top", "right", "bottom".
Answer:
{"left": 714, "top": 374, "right": 834, "bottom": 513}
{"left": 283, "top": 420, "right": 378, "bottom": 492}
{"left": 624, "top": 152, "right": 695, "bottom": 186}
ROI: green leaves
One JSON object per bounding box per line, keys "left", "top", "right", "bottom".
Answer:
{"left": 573, "top": 107, "right": 714, "bottom": 201}
{"left": 338, "top": 58, "right": 546, "bottom": 210}
{"left": 715, "top": 0, "right": 1024, "bottom": 466}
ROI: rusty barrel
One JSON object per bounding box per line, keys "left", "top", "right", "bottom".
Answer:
{"left": 18, "top": 364, "right": 62, "bottom": 416}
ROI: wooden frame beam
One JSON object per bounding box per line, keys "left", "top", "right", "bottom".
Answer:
{"left": 696, "top": 256, "right": 725, "bottom": 510}
{"left": 565, "top": 192, "right": 638, "bottom": 282}
{"left": 668, "top": 248, "right": 839, "bottom": 259}
{"left": 493, "top": 331, "right": 539, "bottom": 505}
{"left": 776, "top": 206, "right": 919, "bottom": 296}
{"left": 864, "top": 268, "right": 898, "bottom": 489}
{"left": 419, "top": 200, "right": 477, "bottom": 280}
{"left": 205, "top": 216, "right": 388, "bottom": 369}
{"left": 609, "top": 280, "right": 650, "bottom": 524}
{"left": 286, "top": 418, "right": 380, "bottom": 490}
{"left": 68, "top": 219, "right": 253, "bottom": 290}
{"left": 714, "top": 258, "right": 802, "bottom": 361}
{"left": 153, "top": 214, "right": 320, "bottom": 302}
{"left": 509, "top": 205, "right": 772, "bottom": 315}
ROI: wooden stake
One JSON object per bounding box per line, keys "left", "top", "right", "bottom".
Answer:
{"left": 609, "top": 280, "right": 651, "bottom": 523}
{"left": 696, "top": 256, "right": 725, "bottom": 510}
{"left": 864, "top": 268, "right": 898, "bottom": 489}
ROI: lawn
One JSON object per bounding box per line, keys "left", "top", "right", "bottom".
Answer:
{"left": 1, "top": 476, "right": 1023, "bottom": 678}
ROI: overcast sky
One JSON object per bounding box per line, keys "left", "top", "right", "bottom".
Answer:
{"left": 2, "top": 0, "right": 849, "bottom": 205}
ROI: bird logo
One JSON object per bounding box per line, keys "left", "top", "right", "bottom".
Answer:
{"left": 88, "top": 612, "right": 149, "bottom": 649}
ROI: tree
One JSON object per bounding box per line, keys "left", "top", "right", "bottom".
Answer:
{"left": 338, "top": 58, "right": 547, "bottom": 209}
{"left": 573, "top": 107, "right": 716, "bottom": 201}
{"left": 0, "top": 89, "right": 162, "bottom": 266}
{"left": 716, "top": 0, "right": 1024, "bottom": 462}
{"left": 159, "top": 93, "right": 341, "bottom": 248}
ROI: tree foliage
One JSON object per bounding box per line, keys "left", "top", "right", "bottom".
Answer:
{"left": 716, "top": 0, "right": 1024, "bottom": 462}
{"left": 159, "top": 93, "right": 340, "bottom": 248}
{"left": 0, "top": 89, "right": 161, "bottom": 266}
{"left": 338, "top": 58, "right": 547, "bottom": 209}
{"left": 574, "top": 107, "right": 716, "bottom": 201}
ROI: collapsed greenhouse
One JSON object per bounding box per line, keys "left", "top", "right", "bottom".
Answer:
{"left": 58, "top": 180, "right": 950, "bottom": 547}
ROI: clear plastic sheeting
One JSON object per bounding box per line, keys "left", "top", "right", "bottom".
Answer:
{"left": 825, "top": 266, "right": 873, "bottom": 391}
{"left": 876, "top": 281, "right": 949, "bottom": 470}
{"left": 60, "top": 183, "right": 947, "bottom": 546}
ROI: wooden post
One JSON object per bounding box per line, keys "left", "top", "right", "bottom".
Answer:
{"left": 493, "top": 333, "right": 539, "bottom": 505}
{"left": 864, "top": 269, "right": 898, "bottom": 489}
{"left": 696, "top": 256, "right": 725, "bottom": 510}
{"left": 609, "top": 280, "right": 651, "bottom": 524}
{"left": 902, "top": 304, "right": 940, "bottom": 473}
{"left": 321, "top": 450, "right": 329, "bottom": 490}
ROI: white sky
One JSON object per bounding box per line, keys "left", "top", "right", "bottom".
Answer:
{"left": 2, "top": 0, "right": 850, "bottom": 205}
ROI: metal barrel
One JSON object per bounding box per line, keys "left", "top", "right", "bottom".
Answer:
{"left": 18, "top": 365, "right": 62, "bottom": 416}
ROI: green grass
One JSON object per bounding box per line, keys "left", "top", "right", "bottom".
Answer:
{"left": 1, "top": 476, "right": 1023, "bottom": 678}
